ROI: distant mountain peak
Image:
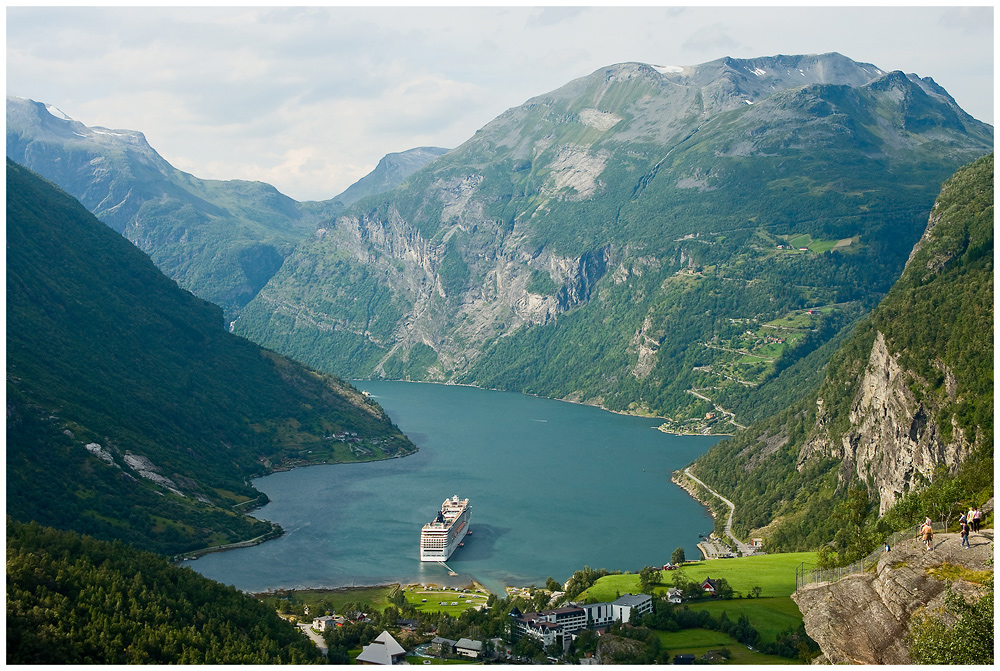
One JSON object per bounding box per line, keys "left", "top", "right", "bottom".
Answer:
{"left": 334, "top": 146, "right": 450, "bottom": 207}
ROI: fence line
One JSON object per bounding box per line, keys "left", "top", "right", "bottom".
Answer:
{"left": 795, "top": 522, "right": 946, "bottom": 590}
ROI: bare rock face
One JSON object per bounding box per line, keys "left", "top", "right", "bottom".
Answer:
{"left": 793, "top": 529, "right": 993, "bottom": 664}
{"left": 845, "top": 331, "right": 970, "bottom": 513}
{"left": 800, "top": 330, "right": 973, "bottom": 514}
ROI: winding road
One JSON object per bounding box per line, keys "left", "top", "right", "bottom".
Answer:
{"left": 685, "top": 467, "right": 753, "bottom": 556}
{"left": 297, "top": 623, "right": 329, "bottom": 656}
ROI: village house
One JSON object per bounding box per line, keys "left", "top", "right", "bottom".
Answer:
{"left": 395, "top": 618, "right": 418, "bottom": 632}
{"left": 355, "top": 630, "right": 406, "bottom": 665}
{"left": 666, "top": 587, "right": 684, "bottom": 604}
{"left": 428, "top": 636, "right": 457, "bottom": 657}
{"left": 701, "top": 578, "right": 722, "bottom": 596}
{"left": 455, "top": 638, "right": 483, "bottom": 658}
{"left": 311, "top": 614, "right": 338, "bottom": 632}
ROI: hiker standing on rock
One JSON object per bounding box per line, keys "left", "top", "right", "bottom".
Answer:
{"left": 972, "top": 506, "right": 982, "bottom": 532}
{"left": 960, "top": 520, "right": 971, "bottom": 548}
{"left": 919, "top": 519, "right": 934, "bottom": 551}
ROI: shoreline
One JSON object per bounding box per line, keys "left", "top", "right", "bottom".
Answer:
{"left": 248, "top": 579, "right": 492, "bottom": 599}
{"left": 670, "top": 469, "right": 719, "bottom": 517}
{"left": 175, "top": 446, "right": 420, "bottom": 564}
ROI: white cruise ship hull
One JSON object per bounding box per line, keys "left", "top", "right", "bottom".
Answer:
{"left": 420, "top": 496, "right": 471, "bottom": 562}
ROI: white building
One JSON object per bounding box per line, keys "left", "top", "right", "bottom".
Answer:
{"left": 511, "top": 593, "right": 653, "bottom": 644}
{"left": 455, "top": 638, "right": 484, "bottom": 658}
{"left": 611, "top": 593, "right": 653, "bottom": 623}
{"left": 311, "top": 614, "right": 337, "bottom": 631}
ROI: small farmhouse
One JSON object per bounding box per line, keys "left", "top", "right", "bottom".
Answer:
{"left": 701, "top": 578, "right": 721, "bottom": 595}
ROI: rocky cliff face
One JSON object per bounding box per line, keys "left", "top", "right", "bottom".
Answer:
{"left": 301, "top": 202, "right": 615, "bottom": 376}
{"left": 800, "top": 330, "right": 973, "bottom": 515}
{"left": 793, "top": 526, "right": 993, "bottom": 664}
{"left": 795, "top": 156, "right": 992, "bottom": 514}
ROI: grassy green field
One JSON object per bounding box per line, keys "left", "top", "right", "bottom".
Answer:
{"left": 577, "top": 552, "right": 816, "bottom": 602}
{"left": 655, "top": 628, "right": 799, "bottom": 664}
{"left": 684, "top": 597, "right": 804, "bottom": 641}
{"left": 403, "top": 585, "right": 489, "bottom": 616}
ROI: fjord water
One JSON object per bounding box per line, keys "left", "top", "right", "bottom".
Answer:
{"left": 187, "top": 382, "right": 722, "bottom": 594}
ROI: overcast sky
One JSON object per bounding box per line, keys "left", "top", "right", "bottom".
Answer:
{"left": 7, "top": 5, "right": 994, "bottom": 201}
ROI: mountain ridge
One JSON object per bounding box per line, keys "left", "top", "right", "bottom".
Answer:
{"left": 232, "top": 53, "right": 991, "bottom": 427}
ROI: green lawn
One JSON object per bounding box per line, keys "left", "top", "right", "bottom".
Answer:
{"left": 577, "top": 552, "right": 816, "bottom": 602}
{"left": 404, "top": 586, "right": 489, "bottom": 616}
{"left": 685, "top": 597, "right": 804, "bottom": 641}
{"left": 656, "top": 628, "right": 799, "bottom": 664}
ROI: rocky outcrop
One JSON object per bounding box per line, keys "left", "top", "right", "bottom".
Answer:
{"left": 799, "top": 331, "right": 973, "bottom": 514}
{"left": 793, "top": 529, "right": 993, "bottom": 664}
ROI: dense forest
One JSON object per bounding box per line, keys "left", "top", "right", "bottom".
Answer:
{"left": 6, "top": 520, "right": 325, "bottom": 664}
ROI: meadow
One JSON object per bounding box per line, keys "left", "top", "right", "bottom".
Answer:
{"left": 577, "top": 551, "right": 817, "bottom": 601}
{"left": 402, "top": 584, "right": 490, "bottom": 616}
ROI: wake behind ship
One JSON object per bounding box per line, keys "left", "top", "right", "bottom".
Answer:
{"left": 420, "top": 495, "right": 471, "bottom": 562}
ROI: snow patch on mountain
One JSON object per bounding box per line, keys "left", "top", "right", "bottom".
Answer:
{"left": 45, "top": 104, "right": 72, "bottom": 121}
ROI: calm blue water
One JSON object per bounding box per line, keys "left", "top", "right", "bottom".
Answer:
{"left": 186, "top": 382, "right": 721, "bottom": 594}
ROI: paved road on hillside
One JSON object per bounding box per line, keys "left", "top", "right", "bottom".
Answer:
{"left": 297, "top": 623, "right": 328, "bottom": 656}
{"left": 685, "top": 467, "right": 753, "bottom": 556}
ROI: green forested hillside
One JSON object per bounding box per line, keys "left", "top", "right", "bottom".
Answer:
{"left": 6, "top": 520, "right": 324, "bottom": 664}
{"left": 6, "top": 160, "right": 415, "bottom": 555}
{"left": 689, "top": 154, "right": 993, "bottom": 557}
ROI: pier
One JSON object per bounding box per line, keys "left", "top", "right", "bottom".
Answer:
{"left": 439, "top": 561, "right": 458, "bottom": 576}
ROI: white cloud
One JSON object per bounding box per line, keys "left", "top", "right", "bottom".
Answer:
{"left": 7, "top": 6, "right": 993, "bottom": 201}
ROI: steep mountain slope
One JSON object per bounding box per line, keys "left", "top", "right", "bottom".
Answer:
{"left": 7, "top": 160, "right": 415, "bottom": 556}
{"left": 6, "top": 96, "right": 339, "bottom": 318}
{"left": 335, "top": 146, "right": 450, "bottom": 206}
{"left": 234, "top": 53, "right": 992, "bottom": 423}
{"left": 685, "top": 154, "right": 993, "bottom": 553}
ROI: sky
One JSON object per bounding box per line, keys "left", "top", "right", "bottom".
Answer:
{"left": 6, "top": 5, "right": 995, "bottom": 202}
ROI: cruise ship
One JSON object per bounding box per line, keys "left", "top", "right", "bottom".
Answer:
{"left": 420, "top": 495, "right": 471, "bottom": 562}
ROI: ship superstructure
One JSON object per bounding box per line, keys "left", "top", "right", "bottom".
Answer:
{"left": 420, "top": 495, "right": 471, "bottom": 562}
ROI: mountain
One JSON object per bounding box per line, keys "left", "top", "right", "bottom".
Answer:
{"left": 335, "top": 146, "right": 450, "bottom": 206}
{"left": 232, "top": 53, "right": 992, "bottom": 424}
{"left": 6, "top": 159, "right": 416, "bottom": 556}
{"left": 683, "top": 154, "right": 993, "bottom": 556}
{"left": 6, "top": 96, "right": 339, "bottom": 319}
